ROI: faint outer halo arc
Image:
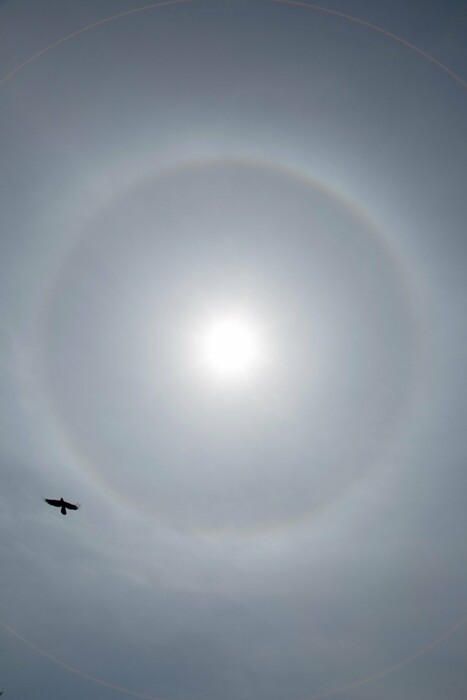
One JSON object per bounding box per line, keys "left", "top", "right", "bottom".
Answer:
{"left": 1, "top": 0, "right": 466, "bottom": 90}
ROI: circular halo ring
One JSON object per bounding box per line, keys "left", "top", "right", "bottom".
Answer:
{"left": 40, "top": 155, "right": 422, "bottom": 536}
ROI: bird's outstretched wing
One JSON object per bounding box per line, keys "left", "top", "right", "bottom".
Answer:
{"left": 62, "top": 501, "right": 80, "bottom": 510}
{"left": 45, "top": 498, "right": 62, "bottom": 508}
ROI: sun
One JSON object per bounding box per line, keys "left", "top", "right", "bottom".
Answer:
{"left": 198, "top": 314, "right": 263, "bottom": 380}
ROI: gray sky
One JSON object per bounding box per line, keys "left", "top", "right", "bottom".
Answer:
{"left": 1, "top": 1, "right": 467, "bottom": 698}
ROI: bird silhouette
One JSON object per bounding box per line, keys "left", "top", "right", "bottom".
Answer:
{"left": 45, "top": 497, "right": 80, "bottom": 515}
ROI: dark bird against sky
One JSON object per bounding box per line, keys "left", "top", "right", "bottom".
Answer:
{"left": 44, "top": 498, "right": 80, "bottom": 515}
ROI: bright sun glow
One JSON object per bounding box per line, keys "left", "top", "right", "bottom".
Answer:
{"left": 199, "top": 315, "right": 263, "bottom": 379}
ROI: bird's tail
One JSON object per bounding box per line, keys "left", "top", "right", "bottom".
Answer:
{"left": 61, "top": 506, "right": 67, "bottom": 515}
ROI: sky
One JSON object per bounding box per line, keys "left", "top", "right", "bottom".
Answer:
{"left": 1, "top": 1, "right": 467, "bottom": 698}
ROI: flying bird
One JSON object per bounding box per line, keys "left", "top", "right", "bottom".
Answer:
{"left": 45, "top": 497, "right": 80, "bottom": 515}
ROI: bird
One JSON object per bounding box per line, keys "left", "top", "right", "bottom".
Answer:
{"left": 44, "top": 497, "right": 80, "bottom": 515}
